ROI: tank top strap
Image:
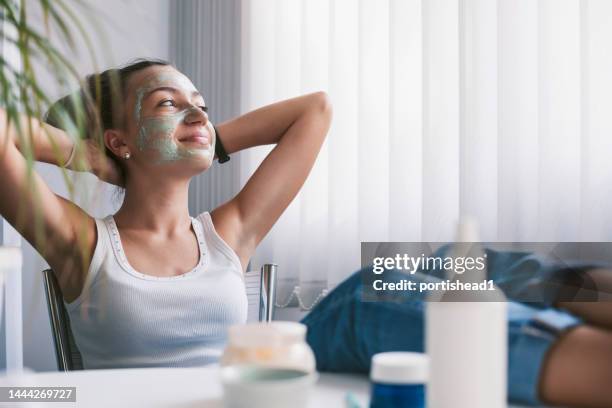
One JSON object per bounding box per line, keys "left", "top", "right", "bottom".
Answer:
{"left": 197, "top": 212, "right": 244, "bottom": 277}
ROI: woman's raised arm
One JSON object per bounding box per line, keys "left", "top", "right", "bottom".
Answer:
{"left": 0, "top": 109, "right": 97, "bottom": 299}
{"left": 211, "top": 92, "right": 332, "bottom": 270}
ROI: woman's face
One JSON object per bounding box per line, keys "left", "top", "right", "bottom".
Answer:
{"left": 121, "top": 65, "right": 215, "bottom": 176}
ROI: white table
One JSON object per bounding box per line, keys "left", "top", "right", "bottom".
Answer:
{"left": 0, "top": 366, "right": 370, "bottom": 408}
{"left": 0, "top": 366, "right": 530, "bottom": 407}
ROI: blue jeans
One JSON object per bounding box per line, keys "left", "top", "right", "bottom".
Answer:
{"left": 301, "top": 249, "right": 599, "bottom": 406}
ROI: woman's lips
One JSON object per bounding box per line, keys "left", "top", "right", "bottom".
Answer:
{"left": 180, "top": 134, "right": 210, "bottom": 146}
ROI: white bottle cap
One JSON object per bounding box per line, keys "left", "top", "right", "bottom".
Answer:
{"left": 370, "top": 352, "right": 429, "bottom": 384}
{"left": 456, "top": 216, "right": 480, "bottom": 242}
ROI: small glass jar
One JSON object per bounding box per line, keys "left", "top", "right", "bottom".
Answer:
{"left": 221, "top": 321, "right": 316, "bottom": 373}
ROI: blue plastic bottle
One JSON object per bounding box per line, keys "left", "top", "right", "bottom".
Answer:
{"left": 369, "top": 352, "right": 428, "bottom": 408}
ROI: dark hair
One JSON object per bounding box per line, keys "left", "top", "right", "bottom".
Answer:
{"left": 44, "top": 58, "right": 173, "bottom": 185}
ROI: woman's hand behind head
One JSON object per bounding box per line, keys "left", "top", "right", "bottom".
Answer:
{"left": 71, "top": 138, "right": 124, "bottom": 186}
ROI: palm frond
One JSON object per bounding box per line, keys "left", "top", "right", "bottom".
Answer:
{"left": 1, "top": 0, "right": 106, "bottom": 262}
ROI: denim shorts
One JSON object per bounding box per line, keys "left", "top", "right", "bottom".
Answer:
{"left": 302, "top": 260, "right": 589, "bottom": 406}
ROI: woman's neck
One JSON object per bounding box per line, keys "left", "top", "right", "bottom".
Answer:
{"left": 114, "top": 176, "right": 192, "bottom": 236}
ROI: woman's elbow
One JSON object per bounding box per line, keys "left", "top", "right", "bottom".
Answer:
{"left": 314, "top": 91, "right": 333, "bottom": 113}
{"left": 311, "top": 91, "right": 333, "bottom": 125}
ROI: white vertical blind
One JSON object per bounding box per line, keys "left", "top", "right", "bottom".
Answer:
{"left": 328, "top": 0, "right": 360, "bottom": 281}
{"left": 240, "top": 0, "right": 612, "bottom": 294}
{"left": 459, "top": 0, "right": 498, "bottom": 241}
{"left": 498, "top": 0, "right": 540, "bottom": 242}
{"left": 422, "top": 0, "right": 460, "bottom": 242}
{"left": 582, "top": 0, "right": 612, "bottom": 240}
{"left": 357, "top": 0, "right": 390, "bottom": 244}
{"left": 389, "top": 0, "right": 423, "bottom": 242}
{"left": 537, "top": 0, "right": 582, "bottom": 240}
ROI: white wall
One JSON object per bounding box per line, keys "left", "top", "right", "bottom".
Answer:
{"left": 1, "top": 0, "right": 170, "bottom": 371}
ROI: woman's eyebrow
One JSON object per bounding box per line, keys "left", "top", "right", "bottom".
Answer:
{"left": 144, "top": 86, "right": 202, "bottom": 100}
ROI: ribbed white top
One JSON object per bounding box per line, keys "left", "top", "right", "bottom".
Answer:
{"left": 64, "top": 212, "right": 248, "bottom": 369}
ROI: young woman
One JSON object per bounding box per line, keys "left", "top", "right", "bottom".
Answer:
{"left": 0, "top": 59, "right": 610, "bottom": 407}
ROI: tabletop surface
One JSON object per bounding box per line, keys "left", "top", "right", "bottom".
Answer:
{"left": 0, "top": 366, "right": 530, "bottom": 407}
{"left": 0, "top": 366, "right": 370, "bottom": 408}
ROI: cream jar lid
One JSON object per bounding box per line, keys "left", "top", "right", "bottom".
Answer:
{"left": 228, "top": 322, "right": 307, "bottom": 348}
{"left": 370, "top": 352, "right": 429, "bottom": 384}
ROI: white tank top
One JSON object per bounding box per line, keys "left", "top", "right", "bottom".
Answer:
{"left": 63, "top": 212, "right": 248, "bottom": 369}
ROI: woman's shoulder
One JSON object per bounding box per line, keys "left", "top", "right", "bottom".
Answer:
{"left": 61, "top": 215, "right": 111, "bottom": 305}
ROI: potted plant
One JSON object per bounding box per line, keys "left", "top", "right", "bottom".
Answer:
{"left": 1, "top": 0, "right": 102, "bottom": 370}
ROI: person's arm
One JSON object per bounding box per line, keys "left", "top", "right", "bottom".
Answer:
{"left": 210, "top": 92, "right": 332, "bottom": 270}
{"left": 0, "top": 109, "right": 96, "bottom": 298}
{"left": 9, "top": 115, "right": 74, "bottom": 167}
{"left": 214, "top": 92, "right": 329, "bottom": 156}
{"left": 10, "top": 115, "right": 122, "bottom": 184}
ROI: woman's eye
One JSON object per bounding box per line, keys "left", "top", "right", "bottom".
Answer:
{"left": 199, "top": 106, "right": 208, "bottom": 113}
{"left": 159, "top": 99, "right": 175, "bottom": 107}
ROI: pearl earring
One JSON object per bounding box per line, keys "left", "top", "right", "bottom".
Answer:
{"left": 124, "top": 152, "right": 131, "bottom": 160}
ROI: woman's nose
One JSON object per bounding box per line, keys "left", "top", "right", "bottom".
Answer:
{"left": 184, "top": 106, "right": 208, "bottom": 125}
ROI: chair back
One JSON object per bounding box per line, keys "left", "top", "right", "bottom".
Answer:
{"left": 41, "top": 269, "right": 83, "bottom": 371}
{"left": 42, "top": 264, "right": 277, "bottom": 371}
{"left": 245, "top": 263, "right": 277, "bottom": 322}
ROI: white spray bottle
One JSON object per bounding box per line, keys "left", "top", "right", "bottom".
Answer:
{"left": 426, "top": 218, "right": 507, "bottom": 408}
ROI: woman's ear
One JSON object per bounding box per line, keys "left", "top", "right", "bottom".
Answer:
{"left": 104, "top": 129, "right": 129, "bottom": 159}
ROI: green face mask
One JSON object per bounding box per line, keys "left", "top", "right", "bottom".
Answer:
{"left": 132, "top": 72, "right": 213, "bottom": 165}
{"left": 136, "top": 107, "right": 211, "bottom": 164}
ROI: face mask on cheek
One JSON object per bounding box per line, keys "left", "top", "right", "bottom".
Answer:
{"left": 136, "top": 109, "right": 213, "bottom": 165}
